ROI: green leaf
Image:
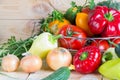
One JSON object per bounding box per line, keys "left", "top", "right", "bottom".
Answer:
{"left": 40, "top": 10, "right": 64, "bottom": 33}
{"left": 71, "top": 1, "right": 77, "bottom": 7}
{"left": 97, "top": 0, "right": 111, "bottom": 7}
{"left": 89, "top": 0, "right": 95, "bottom": 9}
{"left": 0, "top": 36, "right": 34, "bottom": 60}
{"left": 97, "top": 0, "right": 120, "bottom": 10}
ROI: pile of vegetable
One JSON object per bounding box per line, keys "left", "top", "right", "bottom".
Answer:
{"left": 1, "top": 0, "right": 120, "bottom": 80}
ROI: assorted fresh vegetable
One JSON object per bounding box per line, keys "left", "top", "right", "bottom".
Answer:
{"left": 1, "top": 0, "right": 120, "bottom": 79}
{"left": 88, "top": 6, "right": 120, "bottom": 37}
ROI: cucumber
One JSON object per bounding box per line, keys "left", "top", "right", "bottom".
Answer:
{"left": 42, "top": 67, "right": 70, "bottom": 80}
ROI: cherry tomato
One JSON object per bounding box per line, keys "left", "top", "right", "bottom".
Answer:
{"left": 58, "top": 25, "right": 87, "bottom": 50}
{"left": 90, "top": 39, "right": 110, "bottom": 52}
{"left": 81, "top": 7, "right": 90, "bottom": 14}
{"left": 112, "top": 38, "right": 120, "bottom": 46}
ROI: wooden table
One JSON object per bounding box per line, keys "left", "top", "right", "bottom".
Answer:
{"left": 0, "top": 0, "right": 116, "bottom": 80}
{"left": 0, "top": 66, "right": 108, "bottom": 80}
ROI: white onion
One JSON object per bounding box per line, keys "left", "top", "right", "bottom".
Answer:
{"left": 20, "top": 55, "right": 42, "bottom": 73}
{"left": 1, "top": 54, "right": 20, "bottom": 72}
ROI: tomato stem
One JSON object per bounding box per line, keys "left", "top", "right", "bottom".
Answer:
{"left": 108, "top": 40, "right": 118, "bottom": 47}
{"left": 79, "top": 52, "right": 88, "bottom": 60}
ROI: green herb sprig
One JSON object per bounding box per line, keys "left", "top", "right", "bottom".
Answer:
{"left": 40, "top": 10, "right": 64, "bottom": 33}
{"left": 0, "top": 36, "right": 34, "bottom": 60}
{"left": 97, "top": 0, "right": 120, "bottom": 10}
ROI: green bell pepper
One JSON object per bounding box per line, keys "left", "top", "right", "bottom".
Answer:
{"left": 99, "top": 58, "right": 120, "bottom": 79}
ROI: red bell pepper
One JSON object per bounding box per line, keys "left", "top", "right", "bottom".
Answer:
{"left": 73, "top": 46, "right": 101, "bottom": 73}
{"left": 88, "top": 6, "right": 120, "bottom": 37}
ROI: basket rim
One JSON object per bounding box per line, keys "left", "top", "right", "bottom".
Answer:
{"left": 61, "top": 36, "right": 120, "bottom": 40}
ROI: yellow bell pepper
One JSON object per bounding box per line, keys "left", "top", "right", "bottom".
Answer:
{"left": 76, "top": 12, "right": 93, "bottom": 36}
{"left": 49, "top": 19, "right": 70, "bottom": 34}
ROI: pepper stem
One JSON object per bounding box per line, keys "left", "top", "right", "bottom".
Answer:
{"left": 104, "top": 13, "right": 114, "bottom": 21}
{"left": 102, "top": 52, "right": 113, "bottom": 63}
{"left": 79, "top": 52, "right": 88, "bottom": 60}
{"left": 68, "top": 64, "right": 75, "bottom": 70}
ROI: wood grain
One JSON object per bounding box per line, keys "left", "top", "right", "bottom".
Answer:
{"left": 0, "top": 68, "right": 29, "bottom": 80}
{"left": 0, "top": 19, "right": 39, "bottom": 43}
{"left": 27, "top": 65, "right": 103, "bottom": 80}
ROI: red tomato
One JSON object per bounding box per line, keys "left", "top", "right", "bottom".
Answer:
{"left": 90, "top": 39, "right": 110, "bottom": 52}
{"left": 112, "top": 38, "right": 120, "bottom": 46}
{"left": 58, "top": 25, "right": 87, "bottom": 50}
{"left": 82, "top": 7, "right": 90, "bottom": 14}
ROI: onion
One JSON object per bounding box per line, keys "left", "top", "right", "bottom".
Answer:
{"left": 1, "top": 54, "right": 20, "bottom": 72}
{"left": 20, "top": 55, "right": 42, "bottom": 73}
{"left": 46, "top": 47, "right": 72, "bottom": 70}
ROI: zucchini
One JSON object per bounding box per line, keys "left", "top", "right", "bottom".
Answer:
{"left": 42, "top": 67, "right": 70, "bottom": 80}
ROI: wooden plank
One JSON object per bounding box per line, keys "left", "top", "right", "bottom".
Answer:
{"left": 0, "top": 0, "right": 53, "bottom": 43}
{"left": 0, "top": 69, "right": 29, "bottom": 80}
{"left": 0, "top": 0, "right": 53, "bottom": 19}
{"left": 28, "top": 70, "right": 102, "bottom": 80}
{"left": 27, "top": 64, "right": 102, "bottom": 80}
{"left": 70, "top": 71, "right": 102, "bottom": 80}
{"left": 0, "top": 19, "right": 39, "bottom": 43}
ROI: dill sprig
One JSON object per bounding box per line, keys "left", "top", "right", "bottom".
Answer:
{"left": 0, "top": 36, "right": 34, "bottom": 60}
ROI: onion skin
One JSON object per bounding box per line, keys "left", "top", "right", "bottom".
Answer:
{"left": 1, "top": 54, "right": 20, "bottom": 72}
{"left": 20, "top": 55, "right": 42, "bottom": 73}
{"left": 46, "top": 47, "right": 72, "bottom": 70}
